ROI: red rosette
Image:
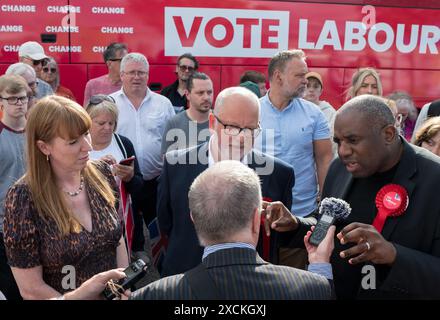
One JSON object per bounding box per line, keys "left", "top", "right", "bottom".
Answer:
{"left": 261, "top": 197, "right": 273, "bottom": 261}
{"left": 373, "top": 184, "right": 408, "bottom": 233}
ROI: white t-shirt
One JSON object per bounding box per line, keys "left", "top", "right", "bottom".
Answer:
{"left": 90, "top": 135, "right": 124, "bottom": 163}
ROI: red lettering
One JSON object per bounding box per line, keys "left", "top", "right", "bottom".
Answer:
{"left": 205, "top": 17, "right": 234, "bottom": 48}
{"left": 236, "top": 18, "right": 259, "bottom": 48}
{"left": 261, "top": 19, "right": 279, "bottom": 49}
{"left": 173, "top": 16, "right": 203, "bottom": 47}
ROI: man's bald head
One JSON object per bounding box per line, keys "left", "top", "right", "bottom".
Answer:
{"left": 214, "top": 86, "right": 260, "bottom": 116}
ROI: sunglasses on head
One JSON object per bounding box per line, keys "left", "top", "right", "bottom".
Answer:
{"left": 89, "top": 95, "right": 115, "bottom": 106}
{"left": 43, "top": 67, "right": 57, "bottom": 73}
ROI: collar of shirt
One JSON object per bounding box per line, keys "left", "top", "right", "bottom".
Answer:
{"left": 116, "top": 87, "right": 152, "bottom": 108}
{"left": 202, "top": 242, "right": 256, "bottom": 260}
{"left": 263, "top": 90, "right": 296, "bottom": 113}
{"left": 208, "top": 137, "right": 251, "bottom": 167}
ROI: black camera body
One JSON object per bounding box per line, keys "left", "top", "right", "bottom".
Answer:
{"left": 103, "top": 259, "right": 147, "bottom": 300}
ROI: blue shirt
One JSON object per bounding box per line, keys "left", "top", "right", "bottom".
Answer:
{"left": 255, "top": 94, "right": 330, "bottom": 216}
{"left": 203, "top": 242, "right": 332, "bottom": 280}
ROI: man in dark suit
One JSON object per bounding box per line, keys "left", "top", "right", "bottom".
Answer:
{"left": 158, "top": 86, "right": 295, "bottom": 277}
{"left": 266, "top": 95, "right": 440, "bottom": 299}
{"left": 133, "top": 160, "right": 333, "bottom": 299}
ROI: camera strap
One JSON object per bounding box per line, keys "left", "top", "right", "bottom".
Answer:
{"left": 184, "top": 263, "right": 220, "bottom": 300}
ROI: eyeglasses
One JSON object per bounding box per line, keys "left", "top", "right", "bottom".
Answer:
{"left": 88, "top": 95, "right": 115, "bottom": 106}
{"left": 42, "top": 67, "right": 57, "bottom": 73}
{"left": 0, "top": 96, "right": 29, "bottom": 105}
{"left": 108, "top": 58, "right": 122, "bottom": 62}
{"left": 123, "top": 70, "right": 148, "bottom": 77}
{"left": 178, "top": 65, "right": 195, "bottom": 72}
{"left": 31, "top": 59, "right": 48, "bottom": 67}
{"left": 213, "top": 113, "right": 261, "bottom": 138}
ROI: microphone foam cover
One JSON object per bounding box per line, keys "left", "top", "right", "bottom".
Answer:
{"left": 319, "top": 197, "right": 352, "bottom": 220}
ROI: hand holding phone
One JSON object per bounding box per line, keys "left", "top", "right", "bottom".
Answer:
{"left": 119, "top": 156, "right": 135, "bottom": 166}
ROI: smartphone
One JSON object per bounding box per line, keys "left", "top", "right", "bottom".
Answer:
{"left": 119, "top": 156, "right": 135, "bottom": 165}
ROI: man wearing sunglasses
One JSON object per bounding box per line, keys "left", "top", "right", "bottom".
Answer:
{"left": 18, "top": 41, "right": 53, "bottom": 99}
{"left": 160, "top": 53, "right": 199, "bottom": 113}
{"left": 83, "top": 42, "right": 127, "bottom": 106}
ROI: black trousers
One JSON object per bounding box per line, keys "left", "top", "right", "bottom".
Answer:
{"left": 131, "top": 177, "right": 159, "bottom": 252}
{"left": 0, "top": 233, "right": 22, "bottom": 300}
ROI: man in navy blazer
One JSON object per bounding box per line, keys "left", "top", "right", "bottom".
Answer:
{"left": 157, "top": 87, "right": 295, "bottom": 277}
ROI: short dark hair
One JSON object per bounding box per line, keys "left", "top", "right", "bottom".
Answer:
{"left": 103, "top": 43, "right": 127, "bottom": 63}
{"left": 339, "top": 95, "right": 395, "bottom": 133}
{"left": 240, "top": 70, "right": 266, "bottom": 84}
{"left": 177, "top": 53, "right": 199, "bottom": 70}
{"left": 186, "top": 72, "right": 210, "bottom": 92}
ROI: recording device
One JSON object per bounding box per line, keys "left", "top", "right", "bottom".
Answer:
{"left": 119, "top": 156, "right": 135, "bottom": 165}
{"left": 309, "top": 197, "right": 352, "bottom": 246}
{"left": 102, "top": 259, "right": 147, "bottom": 300}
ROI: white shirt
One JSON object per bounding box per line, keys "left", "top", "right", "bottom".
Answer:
{"left": 110, "top": 88, "right": 175, "bottom": 180}
{"left": 208, "top": 137, "right": 250, "bottom": 167}
{"left": 89, "top": 135, "right": 124, "bottom": 163}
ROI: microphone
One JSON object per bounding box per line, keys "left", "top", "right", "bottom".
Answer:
{"left": 308, "top": 197, "right": 352, "bottom": 246}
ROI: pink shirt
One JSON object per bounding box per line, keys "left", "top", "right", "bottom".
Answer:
{"left": 83, "top": 74, "right": 122, "bottom": 106}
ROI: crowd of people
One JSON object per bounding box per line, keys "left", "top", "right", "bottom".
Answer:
{"left": 1, "top": 40, "right": 440, "bottom": 301}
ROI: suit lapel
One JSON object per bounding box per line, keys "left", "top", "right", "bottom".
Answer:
{"left": 381, "top": 140, "right": 416, "bottom": 239}
{"left": 248, "top": 150, "right": 270, "bottom": 196}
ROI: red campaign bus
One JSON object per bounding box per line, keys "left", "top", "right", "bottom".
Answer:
{"left": 0, "top": 0, "right": 439, "bottom": 108}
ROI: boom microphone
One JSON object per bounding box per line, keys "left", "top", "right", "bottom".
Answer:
{"left": 309, "top": 197, "right": 352, "bottom": 246}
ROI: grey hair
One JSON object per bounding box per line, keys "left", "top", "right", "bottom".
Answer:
{"left": 120, "top": 52, "right": 149, "bottom": 72}
{"left": 339, "top": 94, "right": 396, "bottom": 133}
{"left": 268, "top": 49, "right": 306, "bottom": 81}
{"left": 5, "top": 62, "right": 36, "bottom": 78}
{"left": 214, "top": 86, "right": 260, "bottom": 114}
{"left": 188, "top": 160, "right": 262, "bottom": 246}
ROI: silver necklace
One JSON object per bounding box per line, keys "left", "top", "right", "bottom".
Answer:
{"left": 63, "top": 175, "right": 85, "bottom": 197}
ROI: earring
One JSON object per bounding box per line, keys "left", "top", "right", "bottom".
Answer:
{"left": 46, "top": 154, "right": 49, "bottom": 161}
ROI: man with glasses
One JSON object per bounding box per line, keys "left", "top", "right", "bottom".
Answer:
{"left": 110, "top": 52, "right": 175, "bottom": 260}
{"left": 0, "top": 75, "right": 29, "bottom": 300}
{"left": 5, "top": 63, "right": 38, "bottom": 108}
{"left": 18, "top": 41, "right": 53, "bottom": 99}
{"left": 160, "top": 53, "right": 199, "bottom": 113}
{"left": 83, "top": 42, "right": 128, "bottom": 106}
{"left": 157, "top": 86, "right": 294, "bottom": 277}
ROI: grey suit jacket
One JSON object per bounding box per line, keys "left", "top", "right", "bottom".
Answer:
{"left": 130, "top": 248, "right": 332, "bottom": 300}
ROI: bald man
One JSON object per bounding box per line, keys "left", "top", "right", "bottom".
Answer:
{"left": 157, "top": 87, "right": 295, "bottom": 277}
